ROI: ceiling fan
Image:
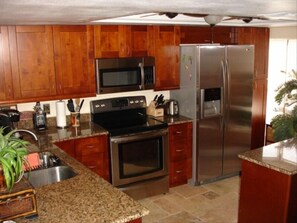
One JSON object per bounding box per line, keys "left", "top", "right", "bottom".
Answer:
{"left": 142, "top": 12, "right": 269, "bottom": 26}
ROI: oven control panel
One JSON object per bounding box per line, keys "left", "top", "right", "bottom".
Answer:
{"left": 90, "top": 96, "right": 147, "bottom": 113}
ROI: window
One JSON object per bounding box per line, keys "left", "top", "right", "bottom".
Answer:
{"left": 266, "top": 39, "right": 297, "bottom": 123}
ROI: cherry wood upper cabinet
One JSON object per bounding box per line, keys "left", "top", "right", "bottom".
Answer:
{"left": 152, "top": 26, "right": 181, "bottom": 90}
{"left": 8, "top": 26, "right": 57, "bottom": 99}
{"left": 181, "top": 26, "right": 236, "bottom": 44}
{"left": 53, "top": 25, "right": 95, "bottom": 97}
{"left": 236, "top": 27, "right": 270, "bottom": 149}
{"left": 94, "top": 25, "right": 153, "bottom": 58}
{"left": 0, "top": 26, "right": 13, "bottom": 101}
{"left": 236, "top": 27, "right": 269, "bottom": 80}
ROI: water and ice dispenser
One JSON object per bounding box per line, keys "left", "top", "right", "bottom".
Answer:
{"left": 200, "top": 88, "right": 221, "bottom": 119}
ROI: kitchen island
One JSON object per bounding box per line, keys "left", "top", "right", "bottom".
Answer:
{"left": 14, "top": 123, "right": 149, "bottom": 223}
{"left": 238, "top": 137, "right": 297, "bottom": 223}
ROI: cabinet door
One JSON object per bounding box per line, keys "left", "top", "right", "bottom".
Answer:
{"left": 251, "top": 79, "right": 267, "bottom": 149}
{"left": 94, "top": 25, "right": 128, "bottom": 58}
{"left": 236, "top": 27, "right": 269, "bottom": 80}
{"left": 0, "top": 26, "right": 13, "bottom": 101}
{"left": 94, "top": 25, "right": 152, "bottom": 58}
{"left": 54, "top": 140, "right": 75, "bottom": 158}
{"left": 74, "top": 135, "right": 110, "bottom": 181}
{"left": 181, "top": 26, "right": 236, "bottom": 44}
{"left": 153, "top": 26, "right": 180, "bottom": 90}
{"left": 8, "top": 26, "right": 56, "bottom": 99}
{"left": 53, "top": 25, "right": 95, "bottom": 97}
{"left": 128, "top": 25, "right": 153, "bottom": 57}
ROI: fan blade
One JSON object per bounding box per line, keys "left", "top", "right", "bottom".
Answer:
{"left": 182, "top": 13, "right": 209, "bottom": 18}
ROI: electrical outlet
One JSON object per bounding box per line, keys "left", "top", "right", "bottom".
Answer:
{"left": 43, "top": 104, "right": 50, "bottom": 114}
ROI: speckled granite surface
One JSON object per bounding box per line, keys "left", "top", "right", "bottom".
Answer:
{"left": 239, "top": 137, "right": 297, "bottom": 175}
{"left": 152, "top": 115, "right": 192, "bottom": 125}
{"left": 14, "top": 123, "right": 149, "bottom": 223}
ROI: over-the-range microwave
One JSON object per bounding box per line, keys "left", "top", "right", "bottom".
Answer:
{"left": 95, "top": 57, "right": 155, "bottom": 94}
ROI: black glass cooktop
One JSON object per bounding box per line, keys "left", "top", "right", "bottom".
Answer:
{"left": 91, "top": 108, "right": 167, "bottom": 136}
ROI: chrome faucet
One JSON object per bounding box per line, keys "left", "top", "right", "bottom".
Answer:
{"left": 12, "top": 129, "right": 38, "bottom": 141}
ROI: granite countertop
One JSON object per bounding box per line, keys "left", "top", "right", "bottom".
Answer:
{"left": 152, "top": 114, "right": 192, "bottom": 125}
{"left": 15, "top": 123, "right": 149, "bottom": 223}
{"left": 239, "top": 137, "right": 297, "bottom": 175}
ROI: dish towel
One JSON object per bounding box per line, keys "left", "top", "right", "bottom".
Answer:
{"left": 23, "top": 153, "right": 41, "bottom": 171}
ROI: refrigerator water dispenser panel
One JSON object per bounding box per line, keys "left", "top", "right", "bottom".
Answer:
{"left": 201, "top": 88, "right": 221, "bottom": 118}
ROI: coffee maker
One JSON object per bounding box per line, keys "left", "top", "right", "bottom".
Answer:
{"left": 0, "top": 109, "right": 20, "bottom": 135}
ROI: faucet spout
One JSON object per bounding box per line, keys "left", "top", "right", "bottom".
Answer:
{"left": 12, "top": 129, "right": 38, "bottom": 141}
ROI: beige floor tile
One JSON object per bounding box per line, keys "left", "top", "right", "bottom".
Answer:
{"left": 140, "top": 176, "right": 240, "bottom": 223}
{"left": 158, "top": 211, "right": 205, "bottom": 223}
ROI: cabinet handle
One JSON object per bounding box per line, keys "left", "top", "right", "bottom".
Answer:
{"left": 87, "top": 145, "right": 95, "bottom": 149}
{"left": 175, "top": 149, "right": 184, "bottom": 152}
{"left": 175, "top": 131, "right": 182, "bottom": 134}
{"left": 88, "top": 165, "right": 96, "bottom": 169}
{"left": 176, "top": 170, "right": 183, "bottom": 173}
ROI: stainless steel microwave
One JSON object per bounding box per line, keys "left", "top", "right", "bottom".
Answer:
{"left": 95, "top": 57, "right": 155, "bottom": 94}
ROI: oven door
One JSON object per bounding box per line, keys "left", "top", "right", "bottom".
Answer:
{"left": 110, "top": 128, "right": 168, "bottom": 187}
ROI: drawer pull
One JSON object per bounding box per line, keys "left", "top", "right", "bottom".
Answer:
{"left": 87, "top": 145, "right": 95, "bottom": 149}
{"left": 176, "top": 170, "right": 183, "bottom": 173}
{"left": 175, "top": 149, "right": 184, "bottom": 152}
{"left": 88, "top": 165, "right": 97, "bottom": 169}
{"left": 175, "top": 131, "right": 182, "bottom": 134}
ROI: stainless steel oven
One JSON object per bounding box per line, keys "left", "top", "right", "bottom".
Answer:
{"left": 110, "top": 129, "right": 168, "bottom": 186}
{"left": 90, "top": 96, "right": 169, "bottom": 199}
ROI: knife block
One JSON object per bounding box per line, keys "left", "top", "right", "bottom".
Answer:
{"left": 146, "top": 101, "right": 164, "bottom": 117}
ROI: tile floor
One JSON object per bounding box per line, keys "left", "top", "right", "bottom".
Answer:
{"left": 139, "top": 176, "right": 240, "bottom": 223}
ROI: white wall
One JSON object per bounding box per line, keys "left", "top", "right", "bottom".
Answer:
{"left": 16, "top": 90, "right": 170, "bottom": 117}
{"left": 270, "top": 26, "right": 297, "bottom": 39}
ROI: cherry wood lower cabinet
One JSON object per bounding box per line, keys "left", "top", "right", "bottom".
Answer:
{"left": 54, "top": 134, "right": 110, "bottom": 182}
{"left": 169, "top": 122, "right": 192, "bottom": 187}
{"left": 238, "top": 160, "right": 297, "bottom": 223}
{"left": 127, "top": 218, "right": 142, "bottom": 223}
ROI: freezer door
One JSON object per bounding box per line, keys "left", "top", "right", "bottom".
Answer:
{"left": 199, "top": 46, "right": 225, "bottom": 89}
{"left": 223, "top": 45, "right": 254, "bottom": 175}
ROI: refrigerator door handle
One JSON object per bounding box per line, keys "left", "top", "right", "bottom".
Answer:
{"left": 200, "top": 89, "right": 205, "bottom": 119}
{"left": 221, "top": 60, "right": 227, "bottom": 123}
{"left": 225, "top": 59, "right": 230, "bottom": 128}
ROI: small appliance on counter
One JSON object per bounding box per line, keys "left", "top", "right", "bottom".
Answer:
{"left": 0, "top": 109, "right": 20, "bottom": 134}
{"left": 163, "top": 99, "right": 179, "bottom": 116}
{"left": 33, "top": 102, "right": 47, "bottom": 131}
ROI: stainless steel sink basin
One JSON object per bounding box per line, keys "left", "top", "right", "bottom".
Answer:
{"left": 24, "top": 165, "right": 77, "bottom": 188}
{"left": 24, "top": 152, "right": 77, "bottom": 188}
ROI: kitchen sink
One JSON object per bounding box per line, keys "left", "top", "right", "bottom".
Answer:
{"left": 24, "top": 151, "right": 77, "bottom": 188}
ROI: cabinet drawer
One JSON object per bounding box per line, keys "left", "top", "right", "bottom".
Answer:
{"left": 169, "top": 123, "right": 188, "bottom": 141}
{"left": 75, "top": 136, "right": 107, "bottom": 153}
{"left": 170, "top": 144, "right": 187, "bottom": 161}
{"left": 169, "top": 160, "right": 188, "bottom": 187}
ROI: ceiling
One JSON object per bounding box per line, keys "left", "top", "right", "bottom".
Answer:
{"left": 0, "top": 0, "right": 296, "bottom": 27}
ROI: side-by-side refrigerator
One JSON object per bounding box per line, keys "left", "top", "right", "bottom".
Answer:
{"left": 171, "top": 44, "right": 254, "bottom": 185}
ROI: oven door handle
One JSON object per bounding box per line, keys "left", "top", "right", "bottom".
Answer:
{"left": 110, "top": 129, "right": 168, "bottom": 144}
{"left": 139, "top": 62, "right": 144, "bottom": 90}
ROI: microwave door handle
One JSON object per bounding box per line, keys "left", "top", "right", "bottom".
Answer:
{"left": 139, "top": 62, "right": 144, "bottom": 90}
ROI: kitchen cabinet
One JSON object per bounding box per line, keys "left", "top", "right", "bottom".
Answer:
{"left": 0, "top": 26, "right": 13, "bottom": 101}
{"left": 169, "top": 122, "right": 192, "bottom": 187}
{"left": 152, "top": 26, "right": 181, "bottom": 90}
{"left": 8, "top": 26, "right": 57, "bottom": 99}
{"left": 53, "top": 25, "right": 95, "bottom": 98}
{"left": 236, "top": 27, "right": 269, "bottom": 149}
{"left": 54, "top": 135, "right": 110, "bottom": 182}
{"left": 238, "top": 160, "right": 297, "bottom": 223}
{"left": 1, "top": 25, "right": 95, "bottom": 104}
{"left": 236, "top": 27, "right": 269, "bottom": 79}
{"left": 94, "top": 25, "right": 153, "bottom": 58}
{"left": 181, "top": 26, "right": 236, "bottom": 44}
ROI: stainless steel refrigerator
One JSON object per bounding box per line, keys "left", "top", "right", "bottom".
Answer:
{"left": 171, "top": 44, "right": 254, "bottom": 185}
